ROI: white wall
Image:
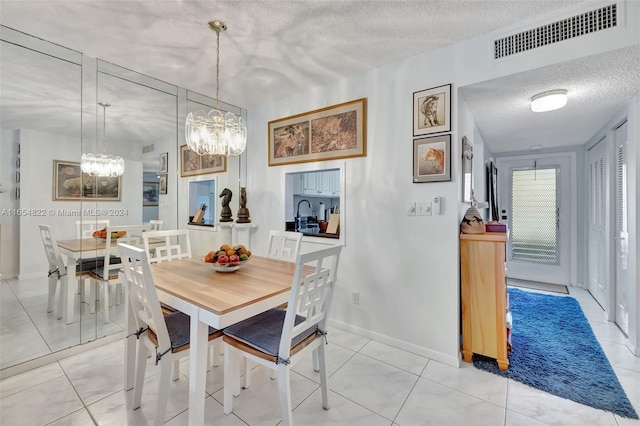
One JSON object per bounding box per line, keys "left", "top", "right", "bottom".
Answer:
{"left": 244, "top": 2, "right": 640, "bottom": 365}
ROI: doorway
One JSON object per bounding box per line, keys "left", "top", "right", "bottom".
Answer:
{"left": 497, "top": 154, "right": 576, "bottom": 285}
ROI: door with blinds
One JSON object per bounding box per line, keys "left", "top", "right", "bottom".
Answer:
{"left": 497, "top": 155, "right": 573, "bottom": 285}
{"left": 614, "top": 121, "right": 629, "bottom": 335}
{"left": 587, "top": 138, "right": 609, "bottom": 309}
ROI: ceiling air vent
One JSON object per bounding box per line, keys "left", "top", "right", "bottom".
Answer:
{"left": 494, "top": 3, "right": 617, "bottom": 59}
{"left": 142, "top": 144, "right": 155, "bottom": 154}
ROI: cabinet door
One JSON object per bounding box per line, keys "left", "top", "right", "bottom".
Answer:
{"left": 303, "top": 172, "right": 319, "bottom": 194}
{"left": 319, "top": 171, "right": 333, "bottom": 195}
{"left": 293, "top": 174, "right": 303, "bottom": 195}
{"left": 332, "top": 170, "right": 340, "bottom": 196}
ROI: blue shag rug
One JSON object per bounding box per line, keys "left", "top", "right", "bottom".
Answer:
{"left": 473, "top": 287, "right": 638, "bottom": 419}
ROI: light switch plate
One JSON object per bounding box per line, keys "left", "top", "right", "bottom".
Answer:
{"left": 417, "top": 201, "right": 432, "bottom": 216}
{"left": 406, "top": 202, "right": 416, "bottom": 216}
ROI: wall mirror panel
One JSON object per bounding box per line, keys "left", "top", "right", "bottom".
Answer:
{"left": 0, "top": 29, "right": 86, "bottom": 370}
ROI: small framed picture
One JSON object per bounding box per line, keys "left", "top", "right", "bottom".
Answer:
{"left": 413, "top": 84, "right": 451, "bottom": 136}
{"left": 413, "top": 134, "right": 451, "bottom": 183}
{"left": 159, "top": 174, "right": 167, "bottom": 195}
{"left": 159, "top": 152, "right": 168, "bottom": 173}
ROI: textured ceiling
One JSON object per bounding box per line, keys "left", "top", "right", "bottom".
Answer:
{"left": 2, "top": 0, "right": 638, "bottom": 154}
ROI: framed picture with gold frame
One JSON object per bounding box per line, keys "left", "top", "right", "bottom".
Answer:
{"left": 268, "top": 98, "right": 367, "bottom": 166}
{"left": 53, "top": 160, "right": 121, "bottom": 201}
{"left": 180, "top": 145, "right": 227, "bottom": 177}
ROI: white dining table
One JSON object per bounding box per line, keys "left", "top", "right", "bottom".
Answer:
{"left": 123, "top": 256, "right": 307, "bottom": 426}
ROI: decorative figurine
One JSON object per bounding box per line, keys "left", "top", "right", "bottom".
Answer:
{"left": 236, "top": 187, "right": 251, "bottom": 223}
{"left": 219, "top": 188, "right": 233, "bottom": 222}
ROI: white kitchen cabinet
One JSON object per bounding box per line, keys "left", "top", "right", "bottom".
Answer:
{"left": 303, "top": 170, "right": 338, "bottom": 197}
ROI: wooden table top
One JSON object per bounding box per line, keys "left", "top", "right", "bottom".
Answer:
{"left": 57, "top": 238, "right": 106, "bottom": 252}
{"left": 151, "top": 256, "right": 305, "bottom": 315}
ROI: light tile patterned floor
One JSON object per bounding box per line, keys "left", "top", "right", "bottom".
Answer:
{"left": 1, "top": 287, "right": 639, "bottom": 425}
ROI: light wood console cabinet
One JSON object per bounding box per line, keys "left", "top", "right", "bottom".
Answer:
{"left": 460, "top": 232, "right": 509, "bottom": 370}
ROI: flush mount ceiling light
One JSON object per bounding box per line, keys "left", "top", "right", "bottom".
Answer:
{"left": 81, "top": 102, "right": 125, "bottom": 177}
{"left": 185, "top": 20, "right": 247, "bottom": 157}
{"left": 530, "top": 89, "right": 568, "bottom": 113}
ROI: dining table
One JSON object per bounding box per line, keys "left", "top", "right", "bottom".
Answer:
{"left": 123, "top": 255, "right": 308, "bottom": 426}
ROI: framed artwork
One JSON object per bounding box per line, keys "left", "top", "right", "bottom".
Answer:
{"left": 159, "top": 152, "right": 168, "bottom": 173}
{"left": 159, "top": 174, "right": 167, "bottom": 195}
{"left": 143, "top": 181, "right": 159, "bottom": 206}
{"left": 180, "top": 145, "right": 227, "bottom": 177}
{"left": 268, "top": 98, "right": 366, "bottom": 166}
{"left": 53, "top": 160, "right": 121, "bottom": 201}
{"left": 413, "top": 84, "right": 451, "bottom": 136}
{"left": 413, "top": 134, "right": 451, "bottom": 183}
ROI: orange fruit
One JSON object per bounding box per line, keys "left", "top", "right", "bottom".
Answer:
{"left": 220, "top": 244, "right": 231, "bottom": 251}
{"left": 226, "top": 249, "right": 235, "bottom": 256}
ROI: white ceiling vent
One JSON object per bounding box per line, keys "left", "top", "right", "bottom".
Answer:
{"left": 142, "top": 144, "right": 155, "bottom": 154}
{"left": 494, "top": 3, "right": 617, "bottom": 59}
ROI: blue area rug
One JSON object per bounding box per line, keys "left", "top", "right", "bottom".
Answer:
{"left": 473, "top": 287, "right": 638, "bottom": 419}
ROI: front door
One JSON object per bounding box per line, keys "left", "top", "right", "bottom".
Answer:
{"left": 614, "top": 120, "right": 629, "bottom": 335}
{"left": 498, "top": 154, "right": 573, "bottom": 285}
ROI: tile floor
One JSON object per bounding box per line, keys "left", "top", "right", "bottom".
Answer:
{"left": 1, "top": 286, "right": 639, "bottom": 425}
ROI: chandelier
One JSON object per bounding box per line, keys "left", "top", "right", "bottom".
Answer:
{"left": 81, "top": 102, "right": 125, "bottom": 177}
{"left": 185, "top": 20, "right": 247, "bottom": 157}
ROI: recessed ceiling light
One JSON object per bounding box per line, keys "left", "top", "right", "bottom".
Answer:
{"left": 531, "top": 89, "right": 568, "bottom": 112}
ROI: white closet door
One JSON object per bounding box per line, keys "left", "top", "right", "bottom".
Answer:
{"left": 614, "top": 121, "right": 629, "bottom": 335}
{"left": 587, "top": 138, "right": 608, "bottom": 309}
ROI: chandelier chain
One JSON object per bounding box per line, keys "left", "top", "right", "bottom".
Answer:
{"left": 215, "top": 27, "right": 220, "bottom": 110}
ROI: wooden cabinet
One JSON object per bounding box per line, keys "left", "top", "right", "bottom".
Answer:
{"left": 460, "top": 232, "right": 509, "bottom": 370}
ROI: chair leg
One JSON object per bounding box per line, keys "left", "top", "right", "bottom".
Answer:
{"left": 155, "top": 357, "right": 172, "bottom": 426}
{"left": 317, "top": 343, "right": 330, "bottom": 410}
{"left": 47, "top": 275, "right": 57, "bottom": 314}
{"left": 241, "top": 358, "right": 251, "bottom": 389}
{"left": 103, "top": 282, "right": 110, "bottom": 323}
{"left": 313, "top": 348, "right": 320, "bottom": 372}
{"left": 211, "top": 340, "right": 221, "bottom": 367}
{"left": 89, "top": 280, "right": 97, "bottom": 314}
{"left": 277, "top": 365, "right": 294, "bottom": 426}
{"left": 64, "top": 274, "right": 75, "bottom": 324}
{"left": 172, "top": 360, "right": 179, "bottom": 381}
{"left": 133, "top": 344, "right": 148, "bottom": 410}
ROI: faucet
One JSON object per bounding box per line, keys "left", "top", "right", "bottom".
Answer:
{"left": 296, "top": 199, "right": 311, "bottom": 231}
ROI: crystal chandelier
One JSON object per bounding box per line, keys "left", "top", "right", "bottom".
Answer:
{"left": 81, "top": 102, "right": 125, "bottom": 177}
{"left": 185, "top": 20, "right": 247, "bottom": 157}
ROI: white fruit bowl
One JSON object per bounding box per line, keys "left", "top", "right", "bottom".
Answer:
{"left": 203, "top": 257, "right": 251, "bottom": 273}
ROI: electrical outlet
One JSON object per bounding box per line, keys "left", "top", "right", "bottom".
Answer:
{"left": 406, "top": 202, "right": 416, "bottom": 216}
{"left": 352, "top": 292, "right": 360, "bottom": 305}
{"left": 417, "top": 201, "right": 432, "bottom": 216}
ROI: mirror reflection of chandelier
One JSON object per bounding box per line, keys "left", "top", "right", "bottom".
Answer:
{"left": 81, "top": 102, "right": 125, "bottom": 177}
{"left": 185, "top": 20, "right": 247, "bottom": 157}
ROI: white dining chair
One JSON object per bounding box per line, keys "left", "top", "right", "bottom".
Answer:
{"left": 39, "top": 224, "right": 100, "bottom": 323}
{"left": 118, "top": 243, "right": 223, "bottom": 426}
{"left": 87, "top": 224, "right": 151, "bottom": 323}
{"left": 75, "top": 219, "right": 109, "bottom": 305}
{"left": 223, "top": 245, "right": 342, "bottom": 425}
{"left": 142, "top": 229, "right": 191, "bottom": 264}
{"left": 267, "top": 230, "right": 302, "bottom": 262}
{"left": 149, "top": 219, "right": 164, "bottom": 231}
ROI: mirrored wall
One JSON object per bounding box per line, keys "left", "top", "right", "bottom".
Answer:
{"left": 0, "top": 25, "right": 244, "bottom": 373}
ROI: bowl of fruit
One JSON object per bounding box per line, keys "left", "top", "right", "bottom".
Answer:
{"left": 203, "top": 244, "right": 252, "bottom": 272}
{"left": 92, "top": 228, "right": 126, "bottom": 241}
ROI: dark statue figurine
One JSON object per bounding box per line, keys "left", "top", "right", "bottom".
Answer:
{"left": 236, "top": 187, "right": 251, "bottom": 223}
{"left": 219, "top": 188, "right": 233, "bottom": 222}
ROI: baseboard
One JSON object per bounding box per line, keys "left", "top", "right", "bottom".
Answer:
{"left": 18, "top": 271, "right": 46, "bottom": 280}
{"left": 328, "top": 318, "right": 460, "bottom": 368}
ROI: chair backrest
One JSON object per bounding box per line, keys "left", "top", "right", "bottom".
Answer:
{"left": 75, "top": 219, "right": 110, "bottom": 238}
{"left": 38, "top": 224, "right": 66, "bottom": 276}
{"left": 100, "top": 224, "right": 151, "bottom": 279}
{"left": 118, "top": 243, "right": 170, "bottom": 349}
{"left": 267, "top": 230, "right": 303, "bottom": 262}
{"left": 279, "top": 245, "right": 341, "bottom": 360}
{"left": 142, "top": 229, "right": 192, "bottom": 263}
{"left": 149, "top": 220, "right": 164, "bottom": 231}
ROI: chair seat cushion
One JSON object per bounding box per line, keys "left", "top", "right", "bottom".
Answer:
{"left": 223, "top": 308, "right": 318, "bottom": 357}
{"left": 76, "top": 257, "right": 105, "bottom": 273}
{"left": 164, "top": 311, "right": 221, "bottom": 351}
